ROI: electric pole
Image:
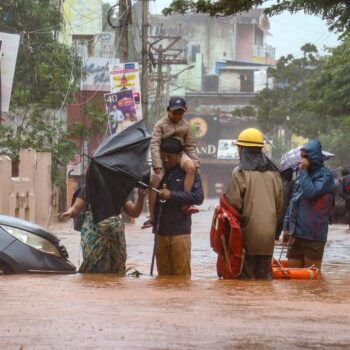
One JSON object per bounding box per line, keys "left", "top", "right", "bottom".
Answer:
{"left": 141, "top": 0, "right": 150, "bottom": 125}
{"left": 119, "top": 0, "right": 131, "bottom": 63}
{"left": 150, "top": 35, "right": 187, "bottom": 122}
{"left": 154, "top": 48, "right": 163, "bottom": 123}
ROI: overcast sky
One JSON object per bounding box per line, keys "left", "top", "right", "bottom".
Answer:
{"left": 148, "top": 0, "right": 340, "bottom": 58}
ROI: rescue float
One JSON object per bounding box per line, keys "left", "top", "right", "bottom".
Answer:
{"left": 210, "top": 195, "right": 320, "bottom": 280}
{"left": 271, "top": 258, "right": 319, "bottom": 280}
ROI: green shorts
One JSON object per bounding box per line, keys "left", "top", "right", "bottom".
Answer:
{"left": 287, "top": 236, "right": 325, "bottom": 261}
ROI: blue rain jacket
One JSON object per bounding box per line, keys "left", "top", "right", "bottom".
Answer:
{"left": 283, "top": 140, "right": 335, "bottom": 242}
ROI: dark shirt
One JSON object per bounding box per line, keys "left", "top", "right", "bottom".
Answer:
{"left": 154, "top": 165, "right": 204, "bottom": 235}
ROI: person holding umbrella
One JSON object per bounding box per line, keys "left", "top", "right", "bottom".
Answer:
{"left": 61, "top": 187, "right": 147, "bottom": 274}
{"left": 283, "top": 139, "right": 335, "bottom": 269}
{"left": 61, "top": 121, "right": 152, "bottom": 274}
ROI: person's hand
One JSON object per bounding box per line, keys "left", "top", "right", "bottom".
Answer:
{"left": 282, "top": 230, "right": 290, "bottom": 243}
{"left": 153, "top": 167, "right": 162, "bottom": 175}
{"left": 59, "top": 206, "right": 79, "bottom": 221}
{"left": 138, "top": 188, "right": 148, "bottom": 199}
{"left": 159, "top": 189, "right": 171, "bottom": 200}
{"left": 299, "top": 157, "right": 310, "bottom": 171}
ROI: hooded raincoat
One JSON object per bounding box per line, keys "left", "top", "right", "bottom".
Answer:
{"left": 225, "top": 148, "right": 283, "bottom": 256}
{"left": 283, "top": 140, "right": 335, "bottom": 242}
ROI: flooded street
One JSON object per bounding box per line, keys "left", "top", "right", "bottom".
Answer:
{"left": 1, "top": 200, "right": 350, "bottom": 349}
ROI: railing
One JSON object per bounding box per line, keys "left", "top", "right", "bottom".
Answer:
{"left": 253, "top": 44, "right": 275, "bottom": 59}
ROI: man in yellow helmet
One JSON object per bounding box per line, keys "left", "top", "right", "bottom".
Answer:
{"left": 224, "top": 128, "right": 283, "bottom": 279}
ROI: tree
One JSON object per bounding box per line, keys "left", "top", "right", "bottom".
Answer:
{"left": 253, "top": 45, "right": 324, "bottom": 136}
{"left": 163, "top": 0, "right": 350, "bottom": 34}
{"left": 0, "top": 0, "right": 82, "bottom": 185}
{"left": 252, "top": 37, "right": 350, "bottom": 166}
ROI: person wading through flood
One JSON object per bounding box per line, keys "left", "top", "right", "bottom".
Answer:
{"left": 142, "top": 96, "right": 200, "bottom": 229}
{"left": 60, "top": 187, "right": 147, "bottom": 274}
{"left": 149, "top": 137, "right": 204, "bottom": 276}
{"left": 283, "top": 139, "right": 335, "bottom": 269}
{"left": 224, "top": 128, "right": 283, "bottom": 279}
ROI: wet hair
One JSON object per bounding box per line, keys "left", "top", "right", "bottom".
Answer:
{"left": 160, "top": 137, "right": 184, "bottom": 154}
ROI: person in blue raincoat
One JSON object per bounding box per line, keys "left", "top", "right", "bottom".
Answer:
{"left": 283, "top": 139, "right": 335, "bottom": 269}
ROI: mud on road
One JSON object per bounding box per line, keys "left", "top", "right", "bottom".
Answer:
{"left": 1, "top": 201, "right": 350, "bottom": 349}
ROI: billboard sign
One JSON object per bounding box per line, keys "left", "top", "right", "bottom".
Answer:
{"left": 81, "top": 57, "right": 119, "bottom": 91}
{"left": 104, "top": 90, "right": 138, "bottom": 134}
{"left": 187, "top": 115, "right": 220, "bottom": 159}
{"left": 109, "top": 62, "right": 142, "bottom": 121}
{"left": 217, "top": 139, "right": 239, "bottom": 160}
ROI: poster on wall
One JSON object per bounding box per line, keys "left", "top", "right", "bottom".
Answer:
{"left": 104, "top": 90, "right": 138, "bottom": 134}
{"left": 109, "top": 62, "right": 142, "bottom": 122}
{"left": 217, "top": 139, "right": 239, "bottom": 160}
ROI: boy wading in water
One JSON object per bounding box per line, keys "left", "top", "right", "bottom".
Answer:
{"left": 142, "top": 96, "right": 200, "bottom": 229}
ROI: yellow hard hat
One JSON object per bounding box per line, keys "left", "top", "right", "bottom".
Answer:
{"left": 236, "top": 128, "right": 264, "bottom": 148}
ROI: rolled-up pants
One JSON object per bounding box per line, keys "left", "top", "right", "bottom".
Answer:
{"left": 156, "top": 234, "right": 191, "bottom": 276}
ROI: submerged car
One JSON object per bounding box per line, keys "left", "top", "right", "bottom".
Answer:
{"left": 0, "top": 215, "right": 76, "bottom": 274}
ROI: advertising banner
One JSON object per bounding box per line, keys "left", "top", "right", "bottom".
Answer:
{"left": 217, "top": 139, "right": 239, "bottom": 160}
{"left": 109, "top": 62, "right": 142, "bottom": 121}
{"left": 0, "top": 32, "right": 20, "bottom": 113}
{"left": 104, "top": 90, "right": 138, "bottom": 134}
{"left": 187, "top": 115, "right": 220, "bottom": 159}
{"left": 63, "top": 0, "right": 102, "bottom": 36}
{"left": 81, "top": 57, "right": 118, "bottom": 91}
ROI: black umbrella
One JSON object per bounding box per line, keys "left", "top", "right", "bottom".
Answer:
{"left": 86, "top": 120, "right": 151, "bottom": 224}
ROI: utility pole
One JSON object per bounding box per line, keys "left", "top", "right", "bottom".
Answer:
{"left": 150, "top": 35, "right": 187, "bottom": 122}
{"left": 154, "top": 48, "right": 163, "bottom": 123}
{"left": 119, "top": 0, "right": 130, "bottom": 63}
{"left": 141, "top": 0, "right": 149, "bottom": 125}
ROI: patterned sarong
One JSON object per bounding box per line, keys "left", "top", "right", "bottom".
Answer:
{"left": 79, "top": 211, "right": 127, "bottom": 274}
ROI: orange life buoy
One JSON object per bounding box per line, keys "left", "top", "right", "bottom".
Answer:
{"left": 272, "top": 260, "right": 320, "bottom": 280}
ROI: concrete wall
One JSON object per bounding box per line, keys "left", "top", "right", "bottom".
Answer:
{"left": 236, "top": 23, "right": 254, "bottom": 61}
{"left": 151, "top": 14, "right": 235, "bottom": 73}
{"left": 219, "top": 71, "right": 240, "bottom": 93}
{"left": 0, "top": 150, "right": 53, "bottom": 227}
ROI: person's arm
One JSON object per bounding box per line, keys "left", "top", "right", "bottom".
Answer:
{"left": 123, "top": 189, "right": 147, "bottom": 218}
{"left": 60, "top": 197, "right": 87, "bottom": 220}
{"left": 150, "top": 122, "right": 163, "bottom": 170}
{"left": 299, "top": 170, "right": 333, "bottom": 199}
{"left": 159, "top": 174, "right": 204, "bottom": 205}
{"left": 224, "top": 169, "right": 245, "bottom": 212}
{"left": 183, "top": 128, "right": 200, "bottom": 168}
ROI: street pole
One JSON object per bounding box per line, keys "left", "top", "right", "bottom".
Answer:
{"left": 154, "top": 48, "right": 163, "bottom": 122}
{"left": 141, "top": 0, "right": 149, "bottom": 125}
{"left": 119, "top": 0, "right": 129, "bottom": 63}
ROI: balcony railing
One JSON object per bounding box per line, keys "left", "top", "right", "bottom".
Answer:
{"left": 253, "top": 44, "right": 275, "bottom": 59}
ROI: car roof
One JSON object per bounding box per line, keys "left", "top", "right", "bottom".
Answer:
{"left": 0, "top": 215, "right": 59, "bottom": 244}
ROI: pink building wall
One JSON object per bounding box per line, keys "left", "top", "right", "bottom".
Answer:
{"left": 236, "top": 23, "right": 254, "bottom": 61}
{"left": 0, "top": 150, "right": 54, "bottom": 226}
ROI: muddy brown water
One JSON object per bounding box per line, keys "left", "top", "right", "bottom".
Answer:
{"left": 1, "top": 200, "right": 350, "bottom": 349}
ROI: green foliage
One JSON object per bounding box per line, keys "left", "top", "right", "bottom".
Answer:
{"left": 269, "top": 134, "right": 291, "bottom": 165}
{"left": 252, "top": 36, "right": 350, "bottom": 166}
{"left": 0, "top": 0, "right": 83, "bottom": 185}
{"left": 253, "top": 45, "right": 324, "bottom": 136}
{"left": 232, "top": 106, "right": 255, "bottom": 117}
{"left": 163, "top": 0, "right": 350, "bottom": 34}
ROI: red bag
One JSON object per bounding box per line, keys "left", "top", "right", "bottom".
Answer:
{"left": 210, "top": 195, "right": 245, "bottom": 279}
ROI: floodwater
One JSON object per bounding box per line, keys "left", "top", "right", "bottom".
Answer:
{"left": 1, "top": 200, "right": 350, "bottom": 349}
